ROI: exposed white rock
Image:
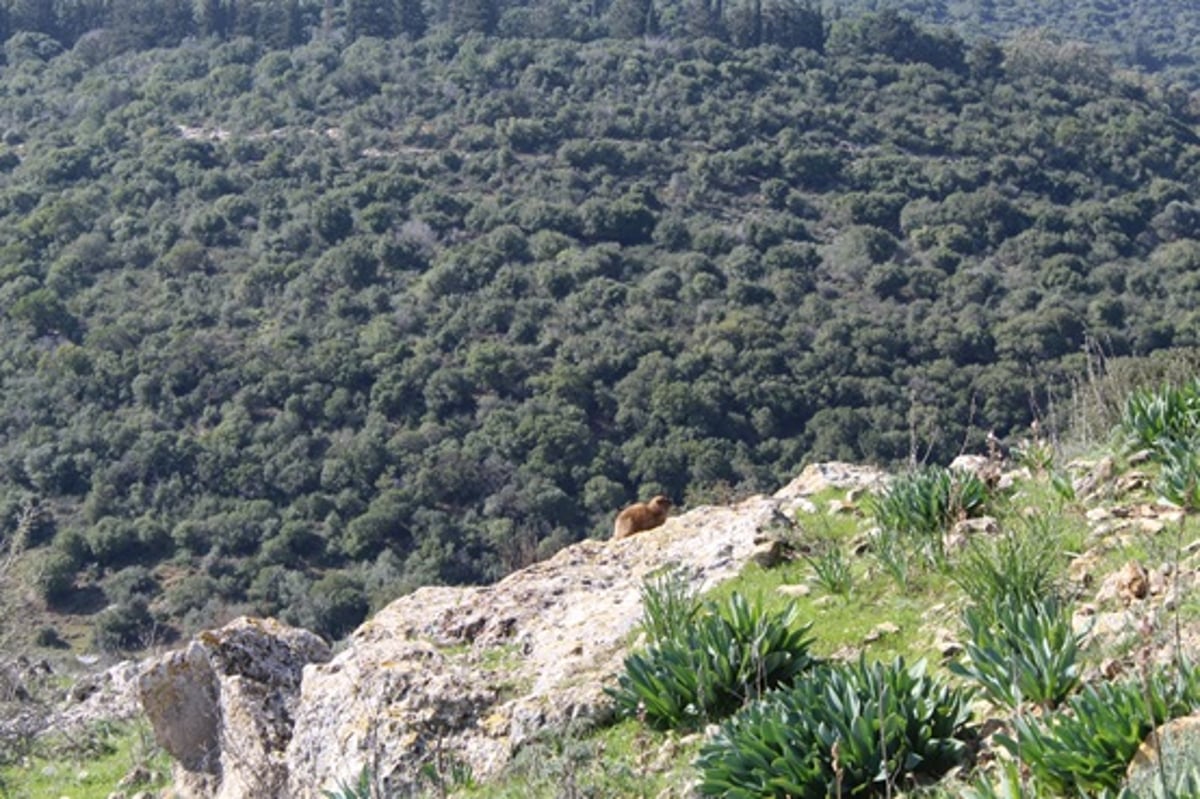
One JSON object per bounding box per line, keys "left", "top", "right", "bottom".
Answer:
{"left": 774, "top": 462, "right": 889, "bottom": 500}
{"left": 138, "top": 616, "right": 330, "bottom": 799}
{"left": 285, "top": 494, "right": 794, "bottom": 797}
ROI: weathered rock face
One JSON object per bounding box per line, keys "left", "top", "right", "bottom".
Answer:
{"left": 284, "top": 486, "right": 822, "bottom": 797}
{"left": 123, "top": 469, "right": 890, "bottom": 798}
{"left": 137, "top": 616, "right": 330, "bottom": 799}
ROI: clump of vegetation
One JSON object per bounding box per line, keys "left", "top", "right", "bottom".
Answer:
{"left": 951, "top": 515, "right": 1065, "bottom": 627}
{"left": 867, "top": 467, "right": 991, "bottom": 572}
{"left": 695, "top": 657, "right": 974, "bottom": 798}
{"left": 609, "top": 590, "right": 816, "bottom": 730}
{"left": 1121, "top": 378, "right": 1200, "bottom": 459}
{"left": 804, "top": 544, "right": 853, "bottom": 597}
{"left": 951, "top": 596, "right": 1083, "bottom": 710}
{"left": 636, "top": 567, "right": 701, "bottom": 643}
{"left": 999, "top": 668, "right": 1200, "bottom": 794}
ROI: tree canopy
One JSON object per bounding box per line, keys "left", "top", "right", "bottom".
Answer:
{"left": 0, "top": 4, "right": 1198, "bottom": 646}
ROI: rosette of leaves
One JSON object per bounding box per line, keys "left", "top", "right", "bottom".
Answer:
{"left": 1120, "top": 378, "right": 1200, "bottom": 458}
{"left": 637, "top": 566, "right": 701, "bottom": 643}
{"left": 998, "top": 668, "right": 1200, "bottom": 795}
{"left": 1155, "top": 439, "right": 1200, "bottom": 510}
{"left": 696, "top": 657, "right": 974, "bottom": 798}
{"left": 866, "top": 466, "right": 990, "bottom": 567}
{"left": 950, "top": 595, "right": 1082, "bottom": 710}
{"left": 608, "top": 593, "right": 816, "bottom": 730}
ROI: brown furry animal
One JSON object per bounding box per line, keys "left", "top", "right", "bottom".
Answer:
{"left": 612, "top": 495, "right": 673, "bottom": 540}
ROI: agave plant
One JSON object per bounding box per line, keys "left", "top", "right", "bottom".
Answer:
{"left": 866, "top": 466, "right": 990, "bottom": 568}
{"left": 1155, "top": 439, "right": 1200, "bottom": 510}
{"left": 696, "top": 657, "right": 974, "bottom": 798}
{"left": 1120, "top": 378, "right": 1200, "bottom": 458}
{"left": 950, "top": 595, "right": 1082, "bottom": 710}
{"left": 637, "top": 566, "right": 701, "bottom": 644}
{"left": 608, "top": 593, "right": 816, "bottom": 730}
{"left": 998, "top": 668, "right": 1200, "bottom": 795}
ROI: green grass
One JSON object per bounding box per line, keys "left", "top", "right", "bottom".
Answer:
{"left": 704, "top": 560, "right": 960, "bottom": 662}
{"left": 0, "top": 720, "right": 170, "bottom": 799}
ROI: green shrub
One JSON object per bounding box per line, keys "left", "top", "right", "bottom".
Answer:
{"left": 1121, "top": 379, "right": 1200, "bottom": 509}
{"left": 951, "top": 516, "right": 1063, "bottom": 627}
{"left": 35, "top": 548, "right": 79, "bottom": 605}
{"left": 696, "top": 657, "right": 974, "bottom": 798}
{"left": 866, "top": 467, "right": 989, "bottom": 567}
{"left": 92, "top": 598, "right": 157, "bottom": 652}
{"left": 637, "top": 567, "right": 701, "bottom": 644}
{"left": 950, "top": 596, "right": 1082, "bottom": 710}
{"left": 1120, "top": 378, "right": 1200, "bottom": 457}
{"left": 805, "top": 545, "right": 853, "bottom": 596}
{"left": 999, "top": 669, "right": 1200, "bottom": 795}
{"left": 34, "top": 624, "right": 66, "bottom": 648}
{"left": 608, "top": 593, "right": 816, "bottom": 730}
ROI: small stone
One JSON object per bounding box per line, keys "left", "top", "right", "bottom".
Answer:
{"left": 826, "top": 499, "right": 857, "bottom": 515}
{"left": 1096, "top": 561, "right": 1149, "bottom": 604}
{"left": 863, "top": 622, "right": 900, "bottom": 643}
{"left": 1127, "top": 449, "right": 1154, "bottom": 465}
{"left": 748, "top": 540, "right": 789, "bottom": 568}
{"left": 118, "top": 764, "right": 152, "bottom": 788}
{"left": 1149, "top": 569, "right": 1169, "bottom": 596}
{"left": 1068, "top": 553, "right": 1100, "bottom": 585}
{"left": 932, "top": 628, "right": 961, "bottom": 659}
{"left": 1086, "top": 507, "right": 1112, "bottom": 522}
{"left": 849, "top": 533, "right": 873, "bottom": 556}
{"left": 1101, "top": 658, "right": 1125, "bottom": 679}
{"left": 777, "top": 584, "right": 811, "bottom": 598}
{"left": 1115, "top": 472, "right": 1150, "bottom": 494}
{"left": 1074, "top": 455, "right": 1115, "bottom": 499}
{"left": 1160, "top": 507, "right": 1186, "bottom": 523}
{"left": 1138, "top": 518, "right": 1166, "bottom": 535}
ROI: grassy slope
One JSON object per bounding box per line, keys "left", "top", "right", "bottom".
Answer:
{"left": 450, "top": 447, "right": 1199, "bottom": 797}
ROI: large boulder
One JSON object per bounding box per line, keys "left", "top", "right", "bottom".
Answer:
{"left": 138, "top": 616, "right": 330, "bottom": 799}
{"left": 285, "top": 493, "right": 795, "bottom": 797}
{"left": 129, "top": 480, "right": 824, "bottom": 797}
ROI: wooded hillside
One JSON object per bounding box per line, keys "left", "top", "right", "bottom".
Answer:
{"left": 0, "top": 4, "right": 1198, "bottom": 647}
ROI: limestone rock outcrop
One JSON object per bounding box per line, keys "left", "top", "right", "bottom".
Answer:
{"left": 121, "top": 487, "right": 818, "bottom": 797}
{"left": 285, "top": 491, "right": 799, "bottom": 796}
{"left": 137, "top": 616, "right": 330, "bottom": 799}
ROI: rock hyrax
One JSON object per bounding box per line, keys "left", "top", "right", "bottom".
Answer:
{"left": 612, "top": 495, "right": 673, "bottom": 540}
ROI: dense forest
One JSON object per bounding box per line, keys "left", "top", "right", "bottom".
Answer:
{"left": 1, "top": 0, "right": 1198, "bottom": 89}
{"left": 0, "top": 0, "right": 1198, "bottom": 648}
{"left": 841, "top": 0, "right": 1200, "bottom": 91}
